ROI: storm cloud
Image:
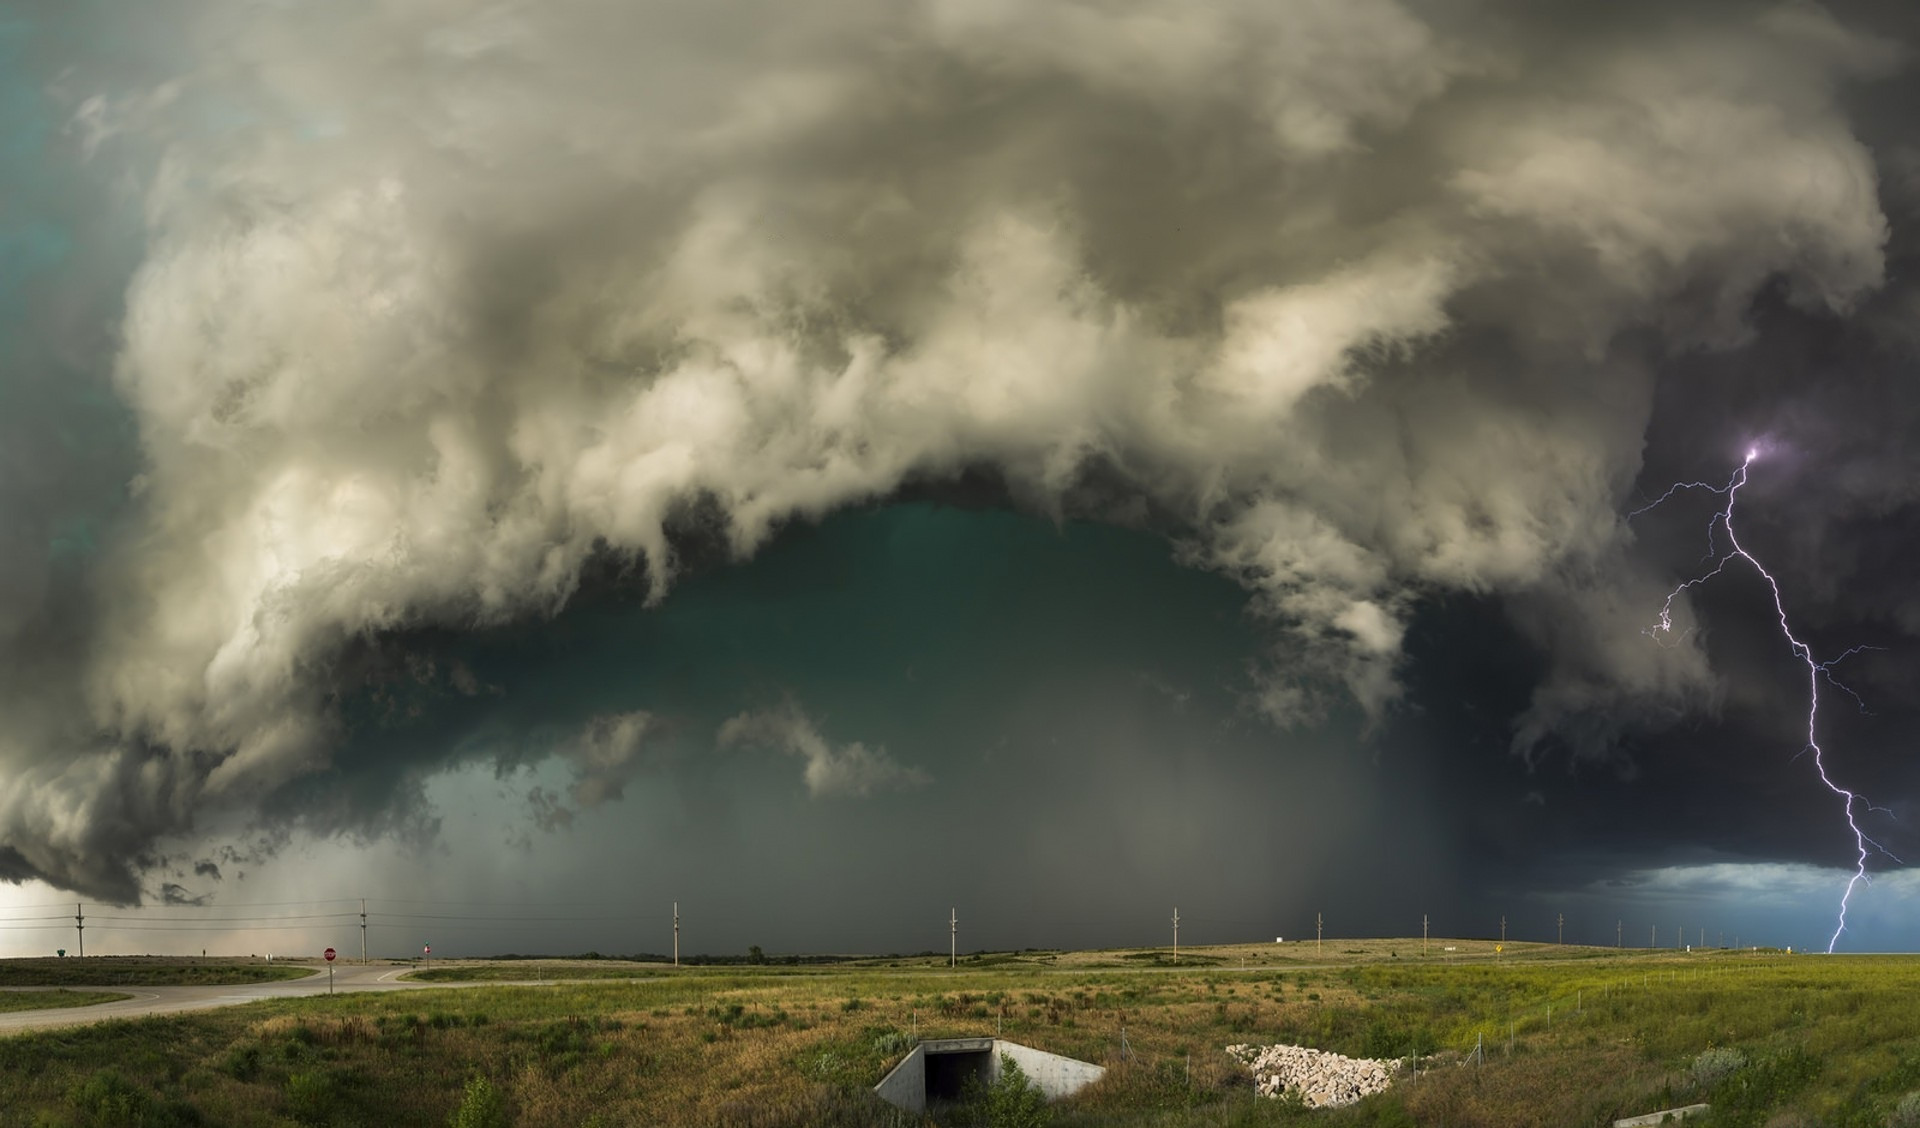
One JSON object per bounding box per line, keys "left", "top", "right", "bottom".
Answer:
{"left": 1, "top": 0, "right": 1917, "bottom": 931}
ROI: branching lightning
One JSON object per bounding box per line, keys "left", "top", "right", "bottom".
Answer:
{"left": 1632, "top": 448, "right": 1893, "bottom": 953}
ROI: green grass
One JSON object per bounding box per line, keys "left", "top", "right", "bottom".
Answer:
{"left": 0, "top": 945, "right": 1914, "bottom": 1126}
{"left": 0, "top": 959, "right": 314, "bottom": 988}
{"left": 0, "top": 990, "right": 131, "bottom": 1014}
{"left": 405, "top": 961, "right": 666, "bottom": 983}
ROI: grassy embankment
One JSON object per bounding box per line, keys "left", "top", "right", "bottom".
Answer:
{"left": 0, "top": 944, "right": 1917, "bottom": 1127}
{"left": 0, "top": 991, "right": 131, "bottom": 1014}
{"left": 0, "top": 959, "right": 314, "bottom": 988}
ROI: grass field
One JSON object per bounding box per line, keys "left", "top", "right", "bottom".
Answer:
{"left": 0, "top": 942, "right": 1916, "bottom": 1127}
{"left": 0, "top": 959, "right": 314, "bottom": 988}
{"left": 0, "top": 990, "right": 131, "bottom": 1014}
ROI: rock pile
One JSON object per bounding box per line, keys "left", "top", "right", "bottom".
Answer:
{"left": 1225, "top": 1043, "right": 1396, "bottom": 1108}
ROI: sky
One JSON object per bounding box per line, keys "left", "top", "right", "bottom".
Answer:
{"left": 2, "top": 0, "right": 1920, "bottom": 960}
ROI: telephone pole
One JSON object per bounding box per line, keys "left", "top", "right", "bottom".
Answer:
{"left": 1557, "top": 913, "right": 1564, "bottom": 945}
{"left": 1422, "top": 914, "right": 1428, "bottom": 956}
{"left": 950, "top": 908, "right": 957, "bottom": 968}
{"left": 1616, "top": 920, "right": 1622, "bottom": 948}
{"left": 1171, "top": 908, "right": 1180, "bottom": 962}
{"left": 1316, "top": 912, "right": 1322, "bottom": 956}
{"left": 673, "top": 902, "right": 680, "bottom": 968}
{"left": 1650, "top": 924, "right": 1656, "bottom": 949}
{"left": 75, "top": 904, "right": 84, "bottom": 959}
{"left": 1500, "top": 916, "right": 1506, "bottom": 944}
{"left": 360, "top": 899, "right": 367, "bottom": 962}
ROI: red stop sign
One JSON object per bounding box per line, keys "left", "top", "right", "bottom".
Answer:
{"left": 324, "top": 947, "right": 336, "bottom": 962}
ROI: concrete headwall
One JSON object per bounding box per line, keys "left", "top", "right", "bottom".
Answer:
{"left": 991, "top": 1039, "right": 1107, "bottom": 1100}
{"left": 874, "top": 1038, "right": 1104, "bottom": 1111}
{"left": 872, "top": 1046, "right": 925, "bottom": 1112}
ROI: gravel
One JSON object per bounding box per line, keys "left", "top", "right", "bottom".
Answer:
{"left": 1226, "top": 1042, "right": 1397, "bottom": 1108}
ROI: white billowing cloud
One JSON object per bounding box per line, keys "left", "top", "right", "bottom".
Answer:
{"left": 0, "top": 0, "right": 1902, "bottom": 895}
{"left": 719, "top": 705, "right": 930, "bottom": 799}
{"left": 509, "top": 713, "right": 660, "bottom": 833}
{"left": 557, "top": 712, "right": 656, "bottom": 809}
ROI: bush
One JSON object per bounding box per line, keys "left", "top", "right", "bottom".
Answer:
{"left": 963, "top": 1054, "right": 1051, "bottom": 1128}
{"left": 1892, "top": 1091, "right": 1920, "bottom": 1128}
{"left": 449, "top": 1075, "right": 509, "bottom": 1128}
{"left": 219, "top": 1044, "right": 262, "bottom": 1082}
{"left": 283, "top": 1070, "right": 337, "bottom": 1125}
{"left": 1690, "top": 1047, "right": 1747, "bottom": 1090}
{"left": 69, "top": 1071, "right": 152, "bottom": 1123}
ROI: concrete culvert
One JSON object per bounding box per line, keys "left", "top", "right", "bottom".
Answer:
{"left": 873, "top": 1038, "right": 1105, "bottom": 1113}
{"left": 923, "top": 1041, "right": 993, "bottom": 1102}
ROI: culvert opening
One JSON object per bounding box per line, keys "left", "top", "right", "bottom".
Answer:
{"left": 874, "top": 1037, "right": 1107, "bottom": 1113}
{"left": 924, "top": 1047, "right": 992, "bottom": 1103}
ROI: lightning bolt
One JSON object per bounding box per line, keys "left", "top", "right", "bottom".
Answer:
{"left": 1631, "top": 448, "right": 1893, "bottom": 953}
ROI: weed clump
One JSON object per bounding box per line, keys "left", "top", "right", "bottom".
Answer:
{"left": 448, "top": 1075, "right": 509, "bottom": 1128}
{"left": 283, "top": 1068, "right": 338, "bottom": 1125}
{"left": 955, "top": 1054, "right": 1051, "bottom": 1128}
{"left": 1893, "top": 1091, "right": 1920, "bottom": 1128}
{"left": 1689, "top": 1046, "right": 1746, "bottom": 1090}
{"left": 68, "top": 1070, "right": 156, "bottom": 1124}
{"left": 219, "top": 1043, "right": 262, "bottom": 1082}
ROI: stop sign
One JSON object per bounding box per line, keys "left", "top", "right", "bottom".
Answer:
{"left": 324, "top": 947, "right": 336, "bottom": 962}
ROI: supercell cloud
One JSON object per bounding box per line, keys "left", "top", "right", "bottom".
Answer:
{"left": 2, "top": 0, "right": 1918, "bottom": 941}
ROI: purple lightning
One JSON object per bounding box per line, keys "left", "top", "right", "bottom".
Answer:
{"left": 1631, "top": 447, "right": 1893, "bottom": 953}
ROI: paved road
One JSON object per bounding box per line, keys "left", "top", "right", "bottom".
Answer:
{"left": 0, "top": 947, "right": 1693, "bottom": 1036}
{"left": 0, "top": 964, "right": 436, "bottom": 1035}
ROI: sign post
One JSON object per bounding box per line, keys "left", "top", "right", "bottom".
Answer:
{"left": 324, "top": 947, "right": 336, "bottom": 995}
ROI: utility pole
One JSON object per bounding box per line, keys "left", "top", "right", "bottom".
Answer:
{"left": 1616, "top": 920, "right": 1622, "bottom": 948}
{"left": 1171, "top": 908, "right": 1180, "bottom": 962}
{"left": 1699, "top": 927, "right": 1704, "bottom": 948}
{"left": 1500, "top": 916, "right": 1506, "bottom": 944}
{"left": 950, "top": 908, "right": 957, "bottom": 968}
{"left": 1316, "top": 912, "right": 1322, "bottom": 956}
{"left": 360, "top": 899, "right": 367, "bottom": 962}
{"left": 1650, "top": 924, "right": 1656, "bottom": 949}
{"left": 673, "top": 902, "right": 680, "bottom": 968}
{"left": 1557, "top": 913, "right": 1564, "bottom": 945}
{"left": 75, "top": 904, "right": 83, "bottom": 958}
{"left": 1423, "top": 914, "right": 1429, "bottom": 956}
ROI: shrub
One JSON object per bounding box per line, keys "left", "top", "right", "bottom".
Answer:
{"left": 962, "top": 1054, "right": 1051, "bottom": 1128}
{"left": 283, "top": 1070, "right": 337, "bottom": 1125}
{"left": 69, "top": 1070, "right": 152, "bottom": 1122}
{"left": 1690, "top": 1046, "right": 1747, "bottom": 1090}
{"left": 449, "top": 1076, "right": 509, "bottom": 1128}
{"left": 220, "top": 1044, "right": 262, "bottom": 1082}
{"left": 1892, "top": 1091, "right": 1920, "bottom": 1128}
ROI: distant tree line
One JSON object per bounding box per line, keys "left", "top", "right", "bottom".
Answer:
{"left": 481, "top": 950, "right": 937, "bottom": 966}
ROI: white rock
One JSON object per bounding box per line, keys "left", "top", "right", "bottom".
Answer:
{"left": 1225, "top": 1042, "right": 1397, "bottom": 1108}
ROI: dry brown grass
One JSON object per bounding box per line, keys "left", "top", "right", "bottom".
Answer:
{"left": 0, "top": 945, "right": 1914, "bottom": 1126}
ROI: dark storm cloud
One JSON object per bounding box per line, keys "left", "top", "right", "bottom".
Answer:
{"left": 0, "top": 0, "right": 1916, "bottom": 909}
{"left": 159, "top": 882, "right": 208, "bottom": 907}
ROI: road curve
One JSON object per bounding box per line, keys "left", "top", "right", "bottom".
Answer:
{"left": 0, "top": 963, "right": 443, "bottom": 1035}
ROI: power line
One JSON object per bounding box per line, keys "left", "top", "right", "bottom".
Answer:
{"left": 87, "top": 913, "right": 360, "bottom": 923}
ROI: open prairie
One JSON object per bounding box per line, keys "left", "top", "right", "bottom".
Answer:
{"left": 0, "top": 943, "right": 1915, "bottom": 1127}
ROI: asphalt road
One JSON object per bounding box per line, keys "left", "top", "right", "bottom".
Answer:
{"left": 0, "top": 963, "right": 435, "bottom": 1034}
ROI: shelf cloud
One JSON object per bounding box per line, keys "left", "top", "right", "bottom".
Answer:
{"left": 1, "top": 0, "right": 1916, "bottom": 913}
